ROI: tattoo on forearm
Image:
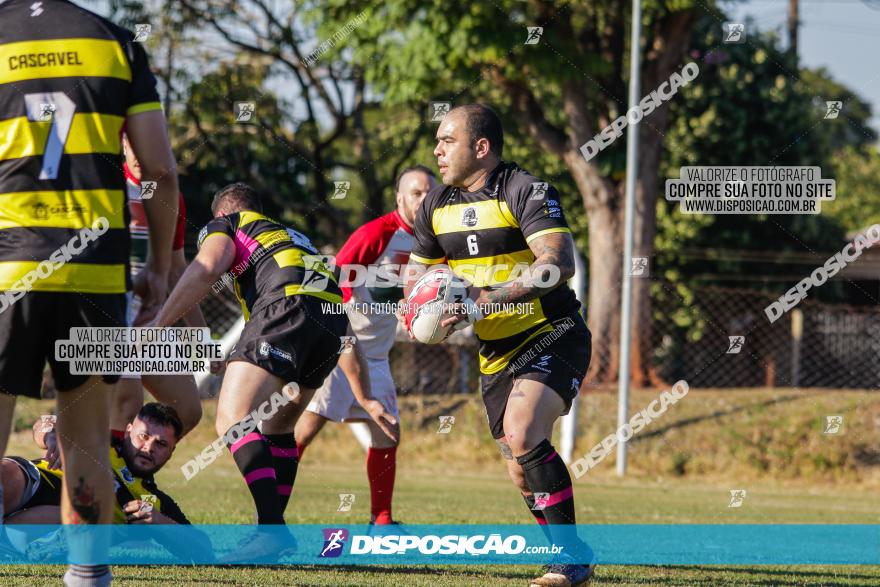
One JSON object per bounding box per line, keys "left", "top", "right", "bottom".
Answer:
{"left": 485, "top": 238, "right": 575, "bottom": 306}
{"left": 67, "top": 476, "right": 100, "bottom": 524}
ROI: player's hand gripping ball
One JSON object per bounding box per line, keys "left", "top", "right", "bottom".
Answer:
{"left": 404, "top": 268, "right": 479, "bottom": 344}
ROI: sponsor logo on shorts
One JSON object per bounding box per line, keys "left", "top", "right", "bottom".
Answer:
{"left": 259, "top": 341, "right": 294, "bottom": 364}
{"left": 532, "top": 355, "right": 551, "bottom": 373}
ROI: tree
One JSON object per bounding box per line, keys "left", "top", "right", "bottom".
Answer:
{"left": 171, "top": 0, "right": 430, "bottom": 235}
{"left": 319, "top": 0, "right": 702, "bottom": 385}
{"left": 660, "top": 18, "right": 877, "bottom": 301}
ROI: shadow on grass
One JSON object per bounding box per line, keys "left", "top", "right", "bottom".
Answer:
{"left": 632, "top": 394, "right": 802, "bottom": 443}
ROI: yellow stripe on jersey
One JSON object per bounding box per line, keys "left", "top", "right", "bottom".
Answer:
{"left": 272, "top": 248, "right": 306, "bottom": 268}
{"left": 126, "top": 101, "right": 162, "bottom": 116}
{"left": 254, "top": 229, "right": 290, "bottom": 250}
{"left": 237, "top": 210, "right": 265, "bottom": 227}
{"left": 108, "top": 446, "right": 161, "bottom": 524}
{"left": 432, "top": 199, "right": 518, "bottom": 235}
{"left": 0, "top": 261, "right": 127, "bottom": 293}
{"left": 0, "top": 190, "right": 125, "bottom": 230}
{"left": 0, "top": 38, "right": 132, "bottom": 85}
{"left": 0, "top": 113, "right": 124, "bottom": 161}
{"left": 480, "top": 322, "right": 555, "bottom": 375}
{"left": 409, "top": 252, "right": 446, "bottom": 265}
{"left": 473, "top": 298, "right": 547, "bottom": 343}
{"left": 525, "top": 227, "right": 571, "bottom": 243}
{"left": 283, "top": 284, "right": 343, "bottom": 304}
{"left": 449, "top": 250, "right": 535, "bottom": 287}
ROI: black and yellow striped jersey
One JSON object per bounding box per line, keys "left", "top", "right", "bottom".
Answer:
{"left": 198, "top": 210, "right": 343, "bottom": 320}
{"left": 0, "top": 0, "right": 162, "bottom": 294}
{"left": 30, "top": 439, "right": 188, "bottom": 524}
{"left": 411, "top": 162, "right": 581, "bottom": 374}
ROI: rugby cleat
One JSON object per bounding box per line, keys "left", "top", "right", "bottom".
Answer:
{"left": 218, "top": 528, "right": 297, "bottom": 564}
{"left": 529, "top": 562, "right": 595, "bottom": 587}
{"left": 367, "top": 519, "right": 407, "bottom": 535}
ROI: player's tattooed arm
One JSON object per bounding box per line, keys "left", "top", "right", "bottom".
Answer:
{"left": 481, "top": 232, "right": 576, "bottom": 306}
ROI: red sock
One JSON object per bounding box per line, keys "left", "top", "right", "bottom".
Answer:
{"left": 111, "top": 429, "right": 124, "bottom": 441}
{"left": 367, "top": 446, "right": 397, "bottom": 524}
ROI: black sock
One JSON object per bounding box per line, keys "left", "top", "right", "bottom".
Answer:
{"left": 516, "top": 440, "right": 576, "bottom": 525}
{"left": 225, "top": 426, "right": 284, "bottom": 524}
{"left": 263, "top": 432, "right": 299, "bottom": 513}
{"left": 522, "top": 492, "right": 554, "bottom": 543}
{"left": 522, "top": 492, "right": 548, "bottom": 524}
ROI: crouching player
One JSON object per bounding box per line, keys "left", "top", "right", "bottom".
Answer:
{"left": 296, "top": 165, "right": 436, "bottom": 525}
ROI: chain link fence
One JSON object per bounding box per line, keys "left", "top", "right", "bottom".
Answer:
{"left": 190, "top": 280, "right": 880, "bottom": 396}
{"left": 650, "top": 282, "right": 880, "bottom": 389}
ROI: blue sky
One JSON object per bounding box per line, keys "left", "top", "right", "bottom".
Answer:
{"left": 730, "top": 0, "right": 880, "bottom": 134}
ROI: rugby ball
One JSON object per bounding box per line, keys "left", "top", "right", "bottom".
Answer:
{"left": 404, "top": 268, "right": 476, "bottom": 344}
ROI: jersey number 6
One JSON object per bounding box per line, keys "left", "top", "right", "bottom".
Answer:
{"left": 467, "top": 234, "right": 479, "bottom": 255}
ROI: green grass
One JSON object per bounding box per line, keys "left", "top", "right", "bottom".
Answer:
{"left": 3, "top": 390, "right": 879, "bottom": 585}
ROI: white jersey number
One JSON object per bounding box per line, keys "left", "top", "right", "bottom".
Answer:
{"left": 24, "top": 92, "right": 76, "bottom": 180}
{"left": 467, "top": 234, "right": 479, "bottom": 255}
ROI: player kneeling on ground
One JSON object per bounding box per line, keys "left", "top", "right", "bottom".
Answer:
{"left": 2, "top": 403, "right": 189, "bottom": 526}
{"left": 1, "top": 404, "right": 210, "bottom": 561}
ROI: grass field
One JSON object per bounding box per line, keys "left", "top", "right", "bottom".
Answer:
{"left": 2, "top": 388, "right": 878, "bottom": 586}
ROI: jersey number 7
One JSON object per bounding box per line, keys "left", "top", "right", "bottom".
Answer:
{"left": 24, "top": 92, "right": 76, "bottom": 180}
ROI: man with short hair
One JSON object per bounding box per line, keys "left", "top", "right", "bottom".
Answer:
{"left": 2, "top": 403, "right": 189, "bottom": 526}
{"left": 0, "top": 1, "right": 179, "bottom": 584}
{"left": 154, "top": 182, "right": 396, "bottom": 561}
{"left": 402, "top": 104, "right": 593, "bottom": 586}
{"left": 296, "top": 164, "right": 436, "bottom": 525}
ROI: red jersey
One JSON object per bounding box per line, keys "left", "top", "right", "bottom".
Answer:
{"left": 124, "top": 162, "right": 186, "bottom": 275}
{"left": 336, "top": 210, "right": 414, "bottom": 359}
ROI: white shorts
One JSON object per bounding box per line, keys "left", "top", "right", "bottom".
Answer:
{"left": 306, "top": 358, "right": 399, "bottom": 423}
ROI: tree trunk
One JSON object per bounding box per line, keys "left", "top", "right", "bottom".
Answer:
{"left": 584, "top": 196, "right": 624, "bottom": 384}
{"left": 630, "top": 122, "right": 662, "bottom": 387}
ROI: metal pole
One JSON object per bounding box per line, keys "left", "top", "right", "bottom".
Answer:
{"left": 560, "top": 252, "right": 586, "bottom": 464}
{"left": 790, "top": 309, "right": 803, "bottom": 387}
{"left": 616, "top": 0, "right": 642, "bottom": 477}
